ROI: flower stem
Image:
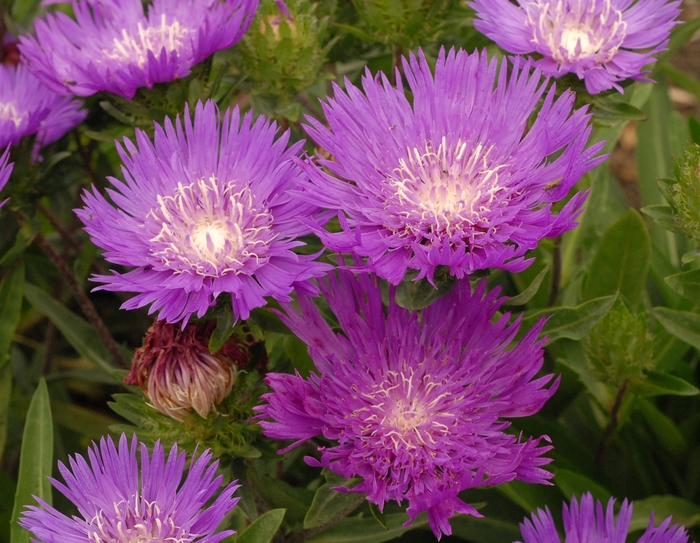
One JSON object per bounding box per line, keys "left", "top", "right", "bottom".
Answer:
{"left": 596, "top": 380, "right": 629, "bottom": 466}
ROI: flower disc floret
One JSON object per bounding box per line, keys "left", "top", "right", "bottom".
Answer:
{"left": 19, "top": 433, "right": 240, "bottom": 543}
{"left": 517, "top": 493, "right": 690, "bottom": 543}
{"left": 300, "top": 48, "right": 605, "bottom": 284}
{"left": 77, "top": 100, "right": 330, "bottom": 325}
{"left": 0, "top": 63, "right": 85, "bottom": 149}
{"left": 254, "top": 269, "right": 559, "bottom": 539}
{"left": 470, "top": 0, "right": 682, "bottom": 94}
{"left": 19, "top": 0, "right": 259, "bottom": 99}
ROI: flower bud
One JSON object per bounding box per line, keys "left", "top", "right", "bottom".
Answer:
{"left": 125, "top": 320, "right": 250, "bottom": 421}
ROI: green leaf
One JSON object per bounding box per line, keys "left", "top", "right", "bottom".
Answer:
{"left": 640, "top": 204, "right": 677, "bottom": 232}
{"left": 305, "top": 512, "right": 428, "bottom": 543}
{"left": 450, "top": 516, "right": 522, "bottom": 543}
{"left": 0, "top": 218, "right": 39, "bottom": 268}
{"left": 0, "top": 365, "right": 11, "bottom": 461}
{"left": 591, "top": 95, "right": 647, "bottom": 127}
{"left": 553, "top": 468, "right": 611, "bottom": 503}
{"left": 630, "top": 496, "right": 700, "bottom": 532}
{"left": 635, "top": 370, "right": 699, "bottom": 397}
{"left": 0, "top": 263, "right": 25, "bottom": 373}
{"left": 10, "top": 379, "right": 53, "bottom": 543}
{"left": 522, "top": 295, "right": 617, "bottom": 344}
{"left": 253, "top": 476, "right": 314, "bottom": 523}
{"left": 665, "top": 269, "right": 700, "bottom": 302}
{"left": 653, "top": 307, "right": 700, "bottom": 350}
{"left": 209, "top": 306, "right": 235, "bottom": 353}
{"left": 583, "top": 209, "right": 651, "bottom": 307}
{"left": 368, "top": 502, "right": 387, "bottom": 529}
{"left": 503, "top": 265, "right": 550, "bottom": 307}
{"left": 635, "top": 397, "right": 688, "bottom": 459}
{"left": 304, "top": 481, "right": 365, "bottom": 529}
{"left": 498, "top": 481, "right": 563, "bottom": 513}
{"left": 24, "top": 283, "right": 119, "bottom": 378}
{"left": 236, "top": 509, "right": 286, "bottom": 543}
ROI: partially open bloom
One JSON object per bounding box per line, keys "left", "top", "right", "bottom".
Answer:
{"left": 470, "top": 0, "right": 682, "bottom": 94}
{"left": 19, "top": 433, "right": 240, "bottom": 543}
{"left": 77, "top": 100, "right": 329, "bottom": 324}
{"left": 20, "top": 0, "right": 259, "bottom": 99}
{"left": 517, "top": 493, "right": 690, "bottom": 543}
{"left": 0, "top": 63, "right": 85, "bottom": 149}
{"left": 254, "top": 269, "right": 558, "bottom": 539}
{"left": 0, "top": 148, "right": 12, "bottom": 208}
{"left": 300, "top": 48, "right": 605, "bottom": 284}
{"left": 125, "top": 319, "right": 250, "bottom": 421}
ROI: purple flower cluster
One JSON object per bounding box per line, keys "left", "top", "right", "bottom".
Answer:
{"left": 20, "top": 0, "right": 258, "bottom": 99}
{"left": 254, "top": 269, "right": 558, "bottom": 539}
{"left": 518, "top": 493, "right": 690, "bottom": 543}
{"left": 20, "top": 434, "right": 240, "bottom": 543}
{"left": 77, "top": 100, "right": 329, "bottom": 324}
{"left": 470, "top": 0, "right": 682, "bottom": 94}
{"left": 0, "top": 63, "right": 85, "bottom": 149}
{"left": 299, "top": 49, "right": 605, "bottom": 284}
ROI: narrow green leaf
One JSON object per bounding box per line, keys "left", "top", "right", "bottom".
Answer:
{"left": 24, "top": 283, "right": 118, "bottom": 377}
{"left": 0, "top": 263, "right": 25, "bottom": 373}
{"left": 236, "top": 509, "right": 285, "bottom": 543}
{"left": 450, "top": 516, "right": 522, "bottom": 543}
{"left": 635, "top": 398, "right": 688, "bottom": 459}
{"left": 665, "top": 269, "right": 700, "bottom": 302}
{"left": 368, "top": 502, "right": 387, "bottom": 529}
{"left": 522, "top": 295, "right": 616, "bottom": 344}
{"left": 305, "top": 512, "right": 428, "bottom": 543}
{"left": 209, "top": 307, "right": 235, "bottom": 353}
{"left": 304, "top": 482, "right": 365, "bottom": 529}
{"left": 630, "top": 496, "right": 700, "bottom": 532}
{"left": 636, "top": 370, "right": 699, "bottom": 397}
{"left": 504, "top": 265, "right": 550, "bottom": 307}
{"left": 653, "top": 307, "right": 700, "bottom": 350}
{"left": 498, "top": 481, "right": 563, "bottom": 513}
{"left": 583, "top": 209, "right": 651, "bottom": 307}
{"left": 0, "top": 218, "right": 40, "bottom": 268}
{"left": 0, "top": 365, "right": 11, "bottom": 460}
{"left": 10, "top": 379, "right": 53, "bottom": 543}
{"left": 553, "top": 468, "right": 611, "bottom": 504}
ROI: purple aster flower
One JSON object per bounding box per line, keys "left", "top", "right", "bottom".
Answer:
{"left": 254, "top": 269, "right": 558, "bottom": 539}
{"left": 0, "top": 63, "right": 85, "bottom": 149}
{"left": 19, "top": 0, "right": 259, "bottom": 99}
{"left": 0, "top": 147, "right": 13, "bottom": 208}
{"left": 469, "top": 0, "right": 682, "bottom": 95}
{"left": 76, "top": 100, "right": 329, "bottom": 325}
{"left": 19, "top": 433, "right": 240, "bottom": 543}
{"left": 518, "top": 493, "right": 690, "bottom": 543}
{"left": 300, "top": 48, "right": 605, "bottom": 285}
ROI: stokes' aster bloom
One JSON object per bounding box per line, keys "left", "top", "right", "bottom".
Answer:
{"left": 77, "top": 100, "right": 329, "bottom": 324}
{"left": 19, "top": 433, "right": 240, "bottom": 543}
{"left": 517, "top": 493, "right": 690, "bottom": 543}
{"left": 301, "top": 49, "right": 605, "bottom": 285}
{"left": 125, "top": 319, "right": 247, "bottom": 421}
{"left": 20, "top": 0, "right": 258, "bottom": 99}
{"left": 470, "top": 0, "right": 682, "bottom": 95}
{"left": 254, "top": 269, "right": 559, "bottom": 539}
{"left": 0, "top": 148, "right": 13, "bottom": 208}
{"left": 0, "top": 63, "right": 85, "bottom": 149}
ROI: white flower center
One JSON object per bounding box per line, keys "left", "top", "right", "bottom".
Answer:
{"left": 146, "top": 176, "right": 275, "bottom": 277}
{"left": 0, "top": 102, "right": 23, "bottom": 128}
{"left": 88, "top": 497, "right": 194, "bottom": 543}
{"left": 105, "top": 14, "right": 192, "bottom": 67}
{"left": 527, "top": 0, "right": 627, "bottom": 64}
{"left": 385, "top": 137, "right": 508, "bottom": 244}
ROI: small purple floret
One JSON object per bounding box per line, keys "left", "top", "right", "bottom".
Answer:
{"left": 76, "top": 100, "right": 330, "bottom": 325}
{"left": 19, "top": 0, "right": 259, "bottom": 99}
{"left": 254, "top": 269, "right": 558, "bottom": 539}
{"left": 0, "top": 147, "right": 13, "bottom": 208}
{"left": 470, "top": 0, "right": 682, "bottom": 95}
{"left": 0, "top": 63, "right": 85, "bottom": 149}
{"left": 299, "top": 48, "right": 605, "bottom": 284}
{"left": 517, "top": 493, "right": 690, "bottom": 543}
{"left": 19, "top": 433, "right": 240, "bottom": 543}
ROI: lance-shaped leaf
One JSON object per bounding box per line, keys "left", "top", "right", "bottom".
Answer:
{"left": 305, "top": 512, "right": 429, "bottom": 543}
{"left": 665, "top": 269, "right": 700, "bottom": 302}
{"left": 521, "top": 295, "right": 617, "bottom": 344}
{"left": 653, "top": 307, "right": 700, "bottom": 350}
{"left": 0, "top": 263, "right": 25, "bottom": 373}
{"left": 236, "top": 509, "right": 286, "bottom": 543}
{"left": 10, "top": 379, "right": 53, "bottom": 543}
{"left": 583, "top": 209, "right": 651, "bottom": 307}
{"left": 304, "top": 479, "right": 365, "bottom": 529}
